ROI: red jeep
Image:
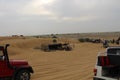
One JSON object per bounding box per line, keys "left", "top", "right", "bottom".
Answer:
{"left": 0, "top": 44, "right": 34, "bottom": 80}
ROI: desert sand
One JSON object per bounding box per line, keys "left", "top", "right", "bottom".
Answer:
{"left": 0, "top": 37, "right": 118, "bottom": 80}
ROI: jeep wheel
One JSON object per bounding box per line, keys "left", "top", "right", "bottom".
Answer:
{"left": 15, "top": 70, "right": 30, "bottom": 80}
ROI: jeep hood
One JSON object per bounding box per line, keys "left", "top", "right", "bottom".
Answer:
{"left": 10, "top": 60, "right": 28, "bottom": 66}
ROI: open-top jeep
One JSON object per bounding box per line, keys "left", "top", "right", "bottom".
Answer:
{"left": 0, "top": 44, "right": 33, "bottom": 80}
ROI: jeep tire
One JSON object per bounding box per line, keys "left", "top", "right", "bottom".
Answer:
{"left": 15, "top": 70, "right": 30, "bottom": 80}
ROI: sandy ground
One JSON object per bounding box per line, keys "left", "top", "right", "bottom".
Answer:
{"left": 0, "top": 37, "right": 118, "bottom": 80}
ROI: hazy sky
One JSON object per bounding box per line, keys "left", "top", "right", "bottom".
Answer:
{"left": 0, "top": 0, "right": 120, "bottom": 36}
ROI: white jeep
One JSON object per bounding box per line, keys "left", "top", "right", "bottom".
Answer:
{"left": 93, "top": 46, "right": 120, "bottom": 80}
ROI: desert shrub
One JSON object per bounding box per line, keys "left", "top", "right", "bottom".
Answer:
{"left": 78, "top": 38, "right": 91, "bottom": 42}
{"left": 53, "top": 39, "right": 57, "bottom": 43}
{"left": 78, "top": 38, "right": 85, "bottom": 42}
{"left": 79, "top": 38, "right": 102, "bottom": 43}
{"left": 36, "top": 36, "right": 40, "bottom": 38}
{"left": 85, "top": 38, "right": 91, "bottom": 42}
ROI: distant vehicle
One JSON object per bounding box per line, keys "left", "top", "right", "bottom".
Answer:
{"left": 91, "top": 39, "right": 101, "bottom": 43}
{"left": 93, "top": 46, "right": 120, "bottom": 80}
{"left": 41, "top": 43, "right": 72, "bottom": 52}
{"left": 0, "top": 44, "right": 34, "bottom": 80}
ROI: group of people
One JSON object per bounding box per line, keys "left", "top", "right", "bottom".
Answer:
{"left": 102, "top": 37, "right": 120, "bottom": 48}
{"left": 102, "top": 40, "right": 109, "bottom": 48}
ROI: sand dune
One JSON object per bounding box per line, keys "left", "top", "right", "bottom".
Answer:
{"left": 0, "top": 37, "right": 117, "bottom": 80}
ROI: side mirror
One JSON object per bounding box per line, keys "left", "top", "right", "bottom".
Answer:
{"left": 5, "top": 44, "right": 10, "bottom": 48}
{"left": 5, "top": 44, "right": 10, "bottom": 51}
